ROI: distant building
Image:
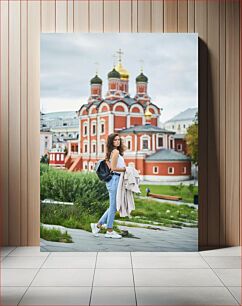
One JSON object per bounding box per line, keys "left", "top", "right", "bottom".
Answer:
{"left": 40, "top": 111, "right": 79, "bottom": 156}
{"left": 164, "top": 108, "right": 198, "bottom": 134}
{"left": 40, "top": 131, "right": 52, "bottom": 158}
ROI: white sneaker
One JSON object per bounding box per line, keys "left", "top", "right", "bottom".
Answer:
{"left": 105, "top": 230, "right": 122, "bottom": 239}
{"left": 91, "top": 223, "right": 100, "bottom": 236}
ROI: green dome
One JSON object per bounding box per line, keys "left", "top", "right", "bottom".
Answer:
{"left": 108, "top": 68, "right": 121, "bottom": 79}
{"left": 136, "top": 72, "right": 148, "bottom": 83}
{"left": 90, "top": 75, "right": 102, "bottom": 85}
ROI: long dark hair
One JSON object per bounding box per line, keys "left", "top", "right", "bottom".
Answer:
{"left": 105, "top": 133, "right": 125, "bottom": 161}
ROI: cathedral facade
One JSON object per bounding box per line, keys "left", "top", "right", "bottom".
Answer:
{"left": 49, "top": 54, "right": 191, "bottom": 181}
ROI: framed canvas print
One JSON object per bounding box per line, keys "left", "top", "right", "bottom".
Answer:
{"left": 40, "top": 33, "right": 198, "bottom": 252}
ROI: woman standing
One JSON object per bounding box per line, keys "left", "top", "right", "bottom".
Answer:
{"left": 91, "top": 133, "right": 126, "bottom": 239}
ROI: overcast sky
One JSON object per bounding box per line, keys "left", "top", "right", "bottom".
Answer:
{"left": 40, "top": 33, "right": 198, "bottom": 123}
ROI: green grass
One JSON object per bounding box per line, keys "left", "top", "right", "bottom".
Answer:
{"left": 115, "top": 197, "right": 198, "bottom": 228}
{"left": 40, "top": 224, "right": 73, "bottom": 243}
{"left": 139, "top": 184, "right": 198, "bottom": 203}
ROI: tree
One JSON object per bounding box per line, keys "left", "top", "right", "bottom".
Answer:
{"left": 185, "top": 112, "right": 198, "bottom": 165}
{"left": 40, "top": 154, "right": 49, "bottom": 164}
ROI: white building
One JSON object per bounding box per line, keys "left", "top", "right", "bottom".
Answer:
{"left": 40, "top": 111, "right": 79, "bottom": 156}
{"left": 40, "top": 131, "right": 52, "bottom": 158}
{"left": 164, "top": 108, "right": 198, "bottom": 134}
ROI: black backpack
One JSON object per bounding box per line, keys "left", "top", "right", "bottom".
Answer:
{"left": 94, "top": 159, "right": 113, "bottom": 182}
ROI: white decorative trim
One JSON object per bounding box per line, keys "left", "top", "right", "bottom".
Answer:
{"left": 130, "top": 104, "right": 144, "bottom": 113}
{"left": 98, "top": 102, "right": 110, "bottom": 113}
{"left": 152, "top": 134, "right": 155, "bottom": 151}
{"left": 80, "top": 107, "right": 87, "bottom": 116}
{"left": 148, "top": 105, "right": 159, "bottom": 114}
{"left": 142, "top": 175, "right": 191, "bottom": 182}
{"left": 113, "top": 102, "right": 129, "bottom": 112}
{"left": 88, "top": 105, "right": 97, "bottom": 114}
{"left": 109, "top": 113, "right": 114, "bottom": 134}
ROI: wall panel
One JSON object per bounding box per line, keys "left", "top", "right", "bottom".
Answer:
{"left": 225, "top": 0, "right": 240, "bottom": 245}
{"left": 0, "top": 1, "right": 9, "bottom": 246}
{"left": 164, "top": 0, "right": 178, "bottom": 32}
{"left": 0, "top": 0, "right": 240, "bottom": 248}
{"left": 20, "top": 0, "right": 28, "bottom": 245}
{"left": 178, "top": 0, "right": 188, "bottom": 32}
{"left": 9, "top": 0, "right": 21, "bottom": 245}
{"left": 219, "top": 0, "right": 226, "bottom": 246}
{"left": 151, "top": 0, "right": 164, "bottom": 32}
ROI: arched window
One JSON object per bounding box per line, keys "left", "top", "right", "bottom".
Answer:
{"left": 140, "top": 135, "right": 150, "bottom": 150}
{"left": 83, "top": 122, "right": 88, "bottom": 136}
{"left": 153, "top": 166, "right": 159, "bottom": 174}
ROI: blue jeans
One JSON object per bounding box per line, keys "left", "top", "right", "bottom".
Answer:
{"left": 98, "top": 174, "right": 120, "bottom": 229}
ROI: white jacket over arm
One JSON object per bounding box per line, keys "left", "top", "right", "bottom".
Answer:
{"left": 116, "top": 166, "right": 141, "bottom": 217}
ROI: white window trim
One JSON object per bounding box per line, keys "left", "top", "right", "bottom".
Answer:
{"left": 100, "top": 119, "right": 105, "bottom": 135}
{"left": 156, "top": 134, "right": 164, "bottom": 149}
{"left": 83, "top": 122, "right": 88, "bottom": 136}
{"left": 83, "top": 161, "right": 88, "bottom": 170}
{"left": 177, "top": 144, "right": 182, "bottom": 151}
{"left": 91, "top": 121, "right": 97, "bottom": 136}
{"left": 182, "top": 167, "right": 187, "bottom": 174}
{"left": 83, "top": 140, "right": 88, "bottom": 153}
{"left": 168, "top": 167, "right": 174, "bottom": 174}
{"left": 153, "top": 166, "right": 159, "bottom": 174}
{"left": 56, "top": 154, "right": 60, "bottom": 161}
{"left": 92, "top": 143, "right": 96, "bottom": 153}
{"left": 61, "top": 154, "right": 64, "bottom": 161}
{"left": 100, "top": 139, "right": 106, "bottom": 152}
{"left": 140, "top": 135, "right": 151, "bottom": 150}
{"left": 89, "top": 162, "right": 94, "bottom": 171}
{"left": 125, "top": 136, "right": 132, "bottom": 151}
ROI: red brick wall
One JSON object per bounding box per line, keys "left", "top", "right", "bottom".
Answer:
{"left": 114, "top": 116, "right": 126, "bottom": 129}
{"left": 130, "top": 116, "right": 142, "bottom": 126}
{"left": 144, "top": 161, "right": 191, "bottom": 176}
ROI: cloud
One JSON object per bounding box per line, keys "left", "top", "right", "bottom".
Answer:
{"left": 40, "top": 33, "right": 198, "bottom": 121}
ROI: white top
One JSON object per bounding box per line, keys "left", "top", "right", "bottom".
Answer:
{"left": 109, "top": 151, "right": 126, "bottom": 171}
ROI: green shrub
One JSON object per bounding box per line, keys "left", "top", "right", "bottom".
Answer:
{"left": 40, "top": 224, "right": 72, "bottom": 243}
{"left": 40, "top": 169, "right": 108, "bottom": 203}
{"left": 40, "top": 163, "right": 51, "bottom": 176}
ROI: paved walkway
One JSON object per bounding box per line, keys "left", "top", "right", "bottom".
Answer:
{"left": 40, "top": 223, "right": 198, "bottom": 252}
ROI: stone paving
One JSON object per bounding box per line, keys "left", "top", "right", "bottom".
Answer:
{"left": 40, "top": 223, "right": 198, "bottom": 252}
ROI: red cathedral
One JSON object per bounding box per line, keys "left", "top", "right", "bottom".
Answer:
{"left": 49, "top": 52, "right": 191, "bottom": 182}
